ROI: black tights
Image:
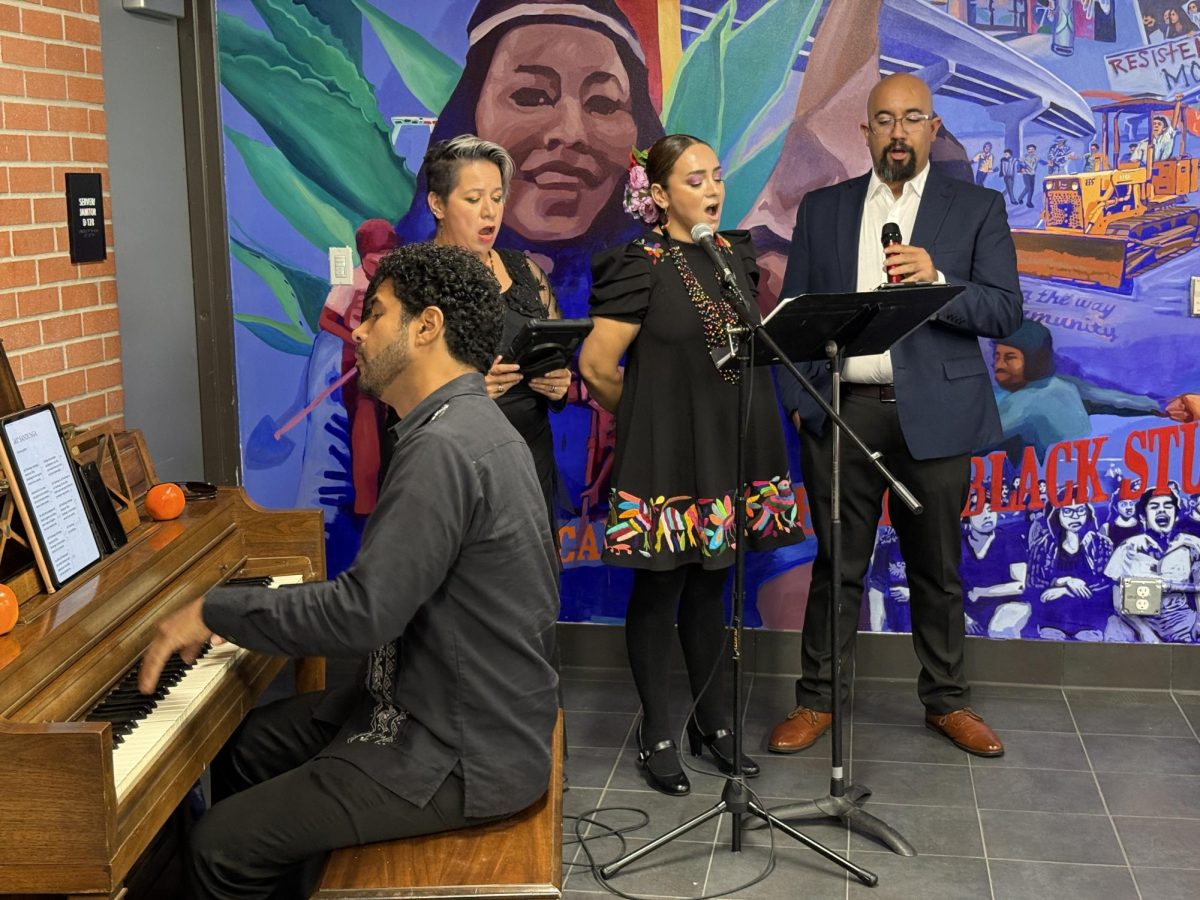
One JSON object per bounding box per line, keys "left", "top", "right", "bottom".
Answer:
{"left": 624, "top": 564, "right": 731, "bottom": 743}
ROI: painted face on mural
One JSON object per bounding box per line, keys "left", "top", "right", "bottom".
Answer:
{"left": 428, "top": 160, "right": 506, "bottom": 258}
{"left": 968, "top": 504, "right": 998, "bottom": 535}
{"left": 1143, "top": 495, "right": 1178, "bottom": 536}
{"left": 475, "top": 24, "right": 638, "bottom": 243}
{"left": 863, "top": 74, "right": 941, "bottom": 187}
{"left": 993, "top": 344, "right": 1026, "bottom": 390}
{"left": 1116, "top": 498, "right": 1138, "bottom": 520}
{"left": 1059, "top": 504, "right": 1089, "bottom": 533}
{"left": 353, "top": 281, "right": 412, "bottom": 400}
{"left": 652, "top": 142, "right": 724, "bottom": 240}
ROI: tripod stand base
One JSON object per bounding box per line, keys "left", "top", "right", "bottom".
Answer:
{"left": 597, "top": 779, "right": 878, "bottom": 887}
{"left": 766, "top": 783, "right": 917, "bottom": 857}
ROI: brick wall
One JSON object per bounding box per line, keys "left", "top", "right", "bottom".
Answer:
{"left": 0, "top": 0, "right": 123, "bottom": 428}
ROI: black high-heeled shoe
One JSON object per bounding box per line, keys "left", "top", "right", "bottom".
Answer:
{"left": 686, "top": 717, "right": 761, "bottom": 778}
{"left": 636, "top": 722, "right": 690, "bottom": 796}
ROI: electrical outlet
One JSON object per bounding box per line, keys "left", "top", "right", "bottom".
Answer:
{"left": 1120, "top": 576, "right": 1162, "bottom": 616}
{"left": 328, "top": 247, "right": 354, "bottom": 285}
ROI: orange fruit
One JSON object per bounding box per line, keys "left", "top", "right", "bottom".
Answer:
{"left": 146, "top": 483, "right": 186, "bottom": 521}
{"left": 0, "top": 584, "right": 18, "bottom": 636}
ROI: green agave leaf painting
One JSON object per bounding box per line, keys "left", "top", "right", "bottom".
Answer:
{"left": 295, "top": 0, "right": 363, "bottom": 67}
{"left": 231, "top": 236, "right": 330, "bottom": 333}
{"left": 350, "top": 0, "right": 461, "bottom": 115}
{"left": 218, "top": 12, "right": 414, "bottom": 221}
{"left": 234, "top": 314, "right": 314, "bottom": 356}
{"left": 248, "top": 0, "right": 385, "bottom": 132}
{"left": 666, "top": 0, "right": 819, "bottom": 167}
{"left": 226, "top": 129, "right": 359, "bottom": 254}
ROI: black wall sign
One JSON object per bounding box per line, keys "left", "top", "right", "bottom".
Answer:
{"left": 65, "top": 173, "right": 106, "bottom": 264}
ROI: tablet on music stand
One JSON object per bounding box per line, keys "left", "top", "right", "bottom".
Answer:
{"left": 503, "top": 318, "right": 593, "bottom": 377}
{"left": 0, "top": 404, "right": 102, "bottom": 592}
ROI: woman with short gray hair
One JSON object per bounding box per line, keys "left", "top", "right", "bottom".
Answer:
{"left": 424, "top": 134, "right": 569, "bottom": 536}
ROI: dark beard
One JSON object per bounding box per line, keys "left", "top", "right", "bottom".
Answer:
{"left": 875, "top": 141, "right": 917, "bottom": 183}
{"left": 357, "top": 342, "right": 409, "bottom": 398}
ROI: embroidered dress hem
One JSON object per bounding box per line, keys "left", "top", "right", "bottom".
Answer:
{"left": 602, "top": 475, "right": 800, "bottom": 569}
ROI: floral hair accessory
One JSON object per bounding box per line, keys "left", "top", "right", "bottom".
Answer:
{"left": 623, "top": 147, "right": 659, "bottom": 225}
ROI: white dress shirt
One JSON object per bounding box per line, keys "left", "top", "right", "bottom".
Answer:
{"left": 844, "top": 162, "right": 936, "bottom": 384}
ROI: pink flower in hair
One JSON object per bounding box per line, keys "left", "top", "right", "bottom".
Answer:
{"left": 623, "top": 146, "right": 657, "bottom": 225}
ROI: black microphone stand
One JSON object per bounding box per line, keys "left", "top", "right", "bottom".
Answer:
{"left": 708, "top": 273, "right": 929, "bottom": 856}
{"left": 599, "top": 263, "right": 879, "bottom": 890}
{"left": 762, "top": 335, "right": 917, "bottom": 856}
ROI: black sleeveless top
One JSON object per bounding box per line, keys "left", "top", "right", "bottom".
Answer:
{"left": 494, "top": 248, "right": 561, "bottom": 531}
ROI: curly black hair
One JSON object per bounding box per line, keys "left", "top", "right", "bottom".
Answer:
{"left": 368, "top": 242, "right": 503, "bottom": 374}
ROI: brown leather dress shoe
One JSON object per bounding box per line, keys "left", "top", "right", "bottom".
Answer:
{"left": 768, "top": 706, "right": 832, "bottom": 753}
{"left": 925, "top": 708, "right": 1004, "bottom": 757}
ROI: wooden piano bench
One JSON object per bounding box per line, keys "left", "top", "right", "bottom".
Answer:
{"left": 312, "top": 711, "right": 563, "bottom": 900}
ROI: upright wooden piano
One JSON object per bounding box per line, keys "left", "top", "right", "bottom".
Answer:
{"left": 0, "top": 481, "right": 325, "bottom": 897}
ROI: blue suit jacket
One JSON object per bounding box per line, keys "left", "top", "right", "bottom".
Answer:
{"left": 777, "top": 167, "right": 1023, "bottom": 460}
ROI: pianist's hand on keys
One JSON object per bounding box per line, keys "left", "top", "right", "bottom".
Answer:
{"left": 139, "top": 598, "right": 214, "bottom": 694}
{"left": 138, "top": 574, "right": 297, "bottom": 694}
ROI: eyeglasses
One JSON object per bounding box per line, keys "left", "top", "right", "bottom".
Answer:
{"left": 868, "top": 112, "right": 937, "bottom": 135}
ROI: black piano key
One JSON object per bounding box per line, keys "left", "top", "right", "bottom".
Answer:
{"left": 88, "top": 712, "right": 131, "bottom": 726}
{"left": 94, "top": 698, "right": 158, "bottom": 715}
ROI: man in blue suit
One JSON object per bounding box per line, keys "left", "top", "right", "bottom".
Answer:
{"left": 769, "top": 74, "right": 1022, "bottom": 758}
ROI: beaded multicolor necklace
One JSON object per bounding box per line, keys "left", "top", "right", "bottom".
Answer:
{"left": 663, "top": 230, "right": 742, "bottom": 384}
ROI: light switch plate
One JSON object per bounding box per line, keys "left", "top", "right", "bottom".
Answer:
{"left": 329, "top": 247, "right": 354, "bottom": 286}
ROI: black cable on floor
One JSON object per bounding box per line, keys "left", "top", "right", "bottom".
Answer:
{"left": 563, "top": 789, "right": 779, "bottom": 900}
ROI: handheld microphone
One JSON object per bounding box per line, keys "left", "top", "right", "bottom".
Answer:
{"left": 881, "top": 222, "right": 903, "bottom": 284}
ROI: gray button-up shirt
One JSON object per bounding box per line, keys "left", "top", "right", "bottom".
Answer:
{"left": 205, "top": 373, "right": 560, "bottom": 818}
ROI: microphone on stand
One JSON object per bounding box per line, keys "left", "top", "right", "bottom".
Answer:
{"left": 690, "top": 223, "right": 760, "bottom": 327}
{"left": 690, "top": 222, "right": 738, "bottom": 288}
{"left": 881, "top": 222, "right": 904, "bottom": 284}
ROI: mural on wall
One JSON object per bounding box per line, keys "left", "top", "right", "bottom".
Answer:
{"left": 217, "top": 0, "right": 1200, "bottom": 644}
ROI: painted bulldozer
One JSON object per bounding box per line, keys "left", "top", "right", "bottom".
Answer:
{"left": 1012, "top": 97, "right": 1199, "bottom": 294}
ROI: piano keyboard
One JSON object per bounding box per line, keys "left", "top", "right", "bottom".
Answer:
{"left": 89, "top": 574, "right": 305, "bottom": 799}
{"left": 109, "top": 642, "right": 246, "bottom": 798}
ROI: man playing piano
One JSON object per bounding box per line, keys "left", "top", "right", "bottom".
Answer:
{"left": 139, "top": 243, "right": 561, "bottom": 899}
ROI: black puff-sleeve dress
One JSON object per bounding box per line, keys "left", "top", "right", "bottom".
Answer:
{"left": 589, "top": 230, "right": 803, "bottom": 571}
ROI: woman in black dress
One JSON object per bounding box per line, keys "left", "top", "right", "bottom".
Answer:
{"left": 579, "top": 135, "right": 804, "bottom": 795}
{"left": 423, "top": 135, "right": 571, "bottom": 531}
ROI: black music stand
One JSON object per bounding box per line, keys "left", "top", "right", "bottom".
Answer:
{"left": 741, "top": 283, "right": 963, "bottom": 856}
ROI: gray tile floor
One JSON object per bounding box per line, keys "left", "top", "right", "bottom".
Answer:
{"left": 560, "top": 667, "right": 1200, "bottom": 900}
